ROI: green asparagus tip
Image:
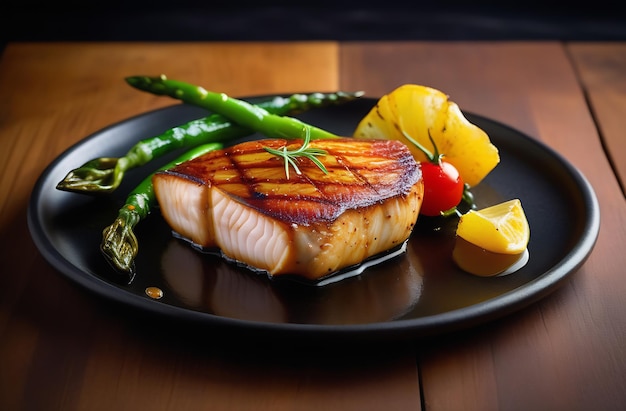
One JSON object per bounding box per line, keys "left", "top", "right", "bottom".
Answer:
{"left": 125, "top": 75, "right": 167, "bottom": 93}
{"left": 125, "top": 75, "right": 144, "bottom": 87}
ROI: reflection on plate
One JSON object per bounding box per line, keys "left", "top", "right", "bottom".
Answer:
{"left": 162, "top": 239, "right": 423, "bottom": 325}
{"left": 27, "top": 97, "right": 600, "bottom": 341}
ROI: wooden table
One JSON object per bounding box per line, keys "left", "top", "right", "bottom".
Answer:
{"left": 1, "top": 41, "right": 625, "bottom": 410}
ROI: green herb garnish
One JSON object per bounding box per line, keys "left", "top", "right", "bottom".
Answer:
{"left": 264, "top": 128, "right": 329, "bottom": 179}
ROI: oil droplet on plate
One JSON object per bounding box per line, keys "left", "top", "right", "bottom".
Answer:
{"left": 145, "top": 286, "right": 164, "bottom": 299}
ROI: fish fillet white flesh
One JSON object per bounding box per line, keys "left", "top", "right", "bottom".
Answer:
{"left": 153, "top": 138, "right": 424, "bottom": 281}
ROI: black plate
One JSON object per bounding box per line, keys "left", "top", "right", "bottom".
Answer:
{"left": 27, "top": 97, "right": 600, "bottom": 342}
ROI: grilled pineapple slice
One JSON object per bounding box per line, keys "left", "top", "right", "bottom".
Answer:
{"left": 354, "top": 84, "right": 499, "bottom": 187}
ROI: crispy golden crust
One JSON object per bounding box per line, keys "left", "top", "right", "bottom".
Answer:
{"left": 160, "top": 138, "right": 421, "bottom": 225}
{"left": 153, "top": 138, "right": 424, "bottom": 279}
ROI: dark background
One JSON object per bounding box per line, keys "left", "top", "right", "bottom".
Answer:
{"left": 1, "top": 0, "right": 621, "bottom": 338}
{"left": 2, "top": 2, "right": 626, "bottom": 53}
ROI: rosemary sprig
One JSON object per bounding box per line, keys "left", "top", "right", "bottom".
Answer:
{"left": 264, "top": 128, "right": 329, "bottom": 179}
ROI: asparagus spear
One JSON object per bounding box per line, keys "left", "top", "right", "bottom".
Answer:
{"left": 57, "top": 90, "right": 362, "bottom": 194}
{"left": 100, "top": 76, "right": 361, "bottom": 279}
{"left": 126, "top": 75, "right": 340, "bottom": 141}
{"left": 101, "top": 143, "right": 223, "bottom": 279}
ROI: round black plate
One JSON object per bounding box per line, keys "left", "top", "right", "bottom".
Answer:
{"left": 27, "top": 97, "right": 600, "bottom": 341}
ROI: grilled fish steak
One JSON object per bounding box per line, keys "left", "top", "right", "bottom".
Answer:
{"left": 153, "top": 138, "right": 424, "bottom": 281}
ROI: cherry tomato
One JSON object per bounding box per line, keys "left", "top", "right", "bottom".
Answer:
{"left": 419, "top": 160, "right": 464, "bottom": 216}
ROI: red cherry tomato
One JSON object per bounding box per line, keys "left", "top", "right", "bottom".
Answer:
{"left": 419, "top": 160, "right": 464, "bottom": 217}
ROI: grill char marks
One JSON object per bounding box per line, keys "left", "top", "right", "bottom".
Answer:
{"left": 153, "top": 138, "right": 423, "bottom": 280}
{"left": 166, "top": 138, "right": 420, "bottom": 225}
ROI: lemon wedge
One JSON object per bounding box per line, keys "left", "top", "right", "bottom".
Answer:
{"left": 354, "top": 84, "right": 499, "bottom": 187}
{"left": 456, "top": 199, "right": 530, "bottom": 254}
{"left": 453, "top": 199, "right": 530, "bottom": 276}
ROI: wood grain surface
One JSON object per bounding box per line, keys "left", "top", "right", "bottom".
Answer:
{"left": 568, "top": 42, "right": 626, "bottom": 196}
{"left": 1, "top": 41, "right": 624, "bottom": 411}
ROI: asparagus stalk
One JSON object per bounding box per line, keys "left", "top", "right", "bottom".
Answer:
{"left": 57, "top": 90, "right": 362, "bottom": 194}
{"left": 101, "top": 143, "right": 223, "bottom": 279}
{"left": 126, "top": 75, "right": 340, "bottom": 141}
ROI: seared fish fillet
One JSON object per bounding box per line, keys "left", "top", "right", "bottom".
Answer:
{"left": 153, "top": 138, "right": 423, "bottom": 281}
